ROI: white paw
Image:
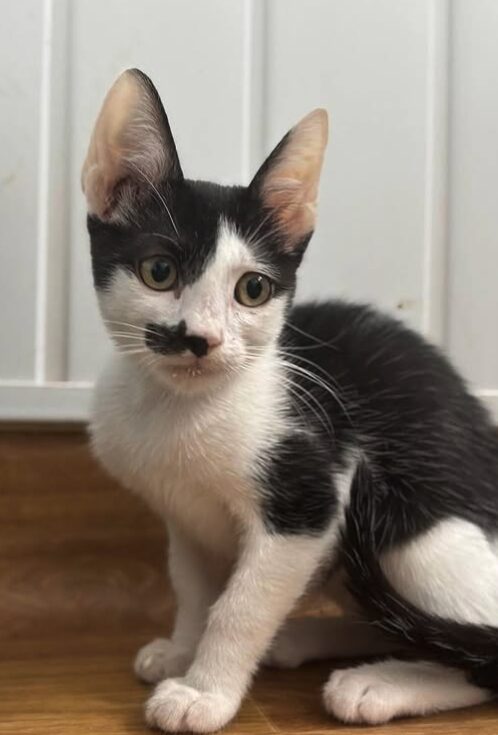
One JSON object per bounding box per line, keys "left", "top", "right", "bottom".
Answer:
{"left": 145, "top": 678, "right": 240, "bottom": 733}
{"left": 134, "top": 638, "right": 192, "bottom": 684}
{"left": 323, "top": 666, "right": 404, "bottom": 724}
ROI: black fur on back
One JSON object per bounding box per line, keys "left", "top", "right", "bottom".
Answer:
{"left": 281, "top": 301, "right": 498, "bottom": 546}
{"left": 276, "top": 300, "right": 498, "bottom": 687}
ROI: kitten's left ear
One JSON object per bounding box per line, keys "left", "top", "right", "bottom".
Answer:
{"left": 82, "top": 69, "right": 182, "bottom": 223}
{"left": 249, "top": 109, "right": 328, "bottom": 251}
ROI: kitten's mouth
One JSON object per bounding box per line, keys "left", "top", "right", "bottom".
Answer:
{"left": 143, "top": 343, "right": 236, "bottom": 388}
{"left": 155, "top": 354, "right": 225, "bottom": 381}
{"left": 167, "top": 361, "right": 217, "bottom": 379}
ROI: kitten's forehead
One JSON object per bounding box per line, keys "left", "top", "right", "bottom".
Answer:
{"left": 204, "top": 219, "right": 262, "bottom": 278}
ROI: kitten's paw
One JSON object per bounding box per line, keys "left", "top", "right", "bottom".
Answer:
{"left": 145, "top": 678, "right": 240, "bottom": 733}
{"left": 134, "top": 638, "right": 192, "bottom": 684}
{"left": 323, "top": 666, "right": 403, "bottom": 724}
{"left": 323, "top": 659, "right": 491, "bottom": 724}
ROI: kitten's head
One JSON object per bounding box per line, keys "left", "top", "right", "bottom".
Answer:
{"left": 82, "top": 69, "right": 328, "bottom": 394}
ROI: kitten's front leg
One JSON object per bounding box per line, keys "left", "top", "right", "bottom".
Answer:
{"left": 145, "top": 525, "right": 337, "bottom": 733}
{"left": 135, "top": 522, "right": 224, "bottom": 684}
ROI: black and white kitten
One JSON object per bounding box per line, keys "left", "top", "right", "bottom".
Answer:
{"left": 82, "top": 69, "right": 498, "bottom": 732}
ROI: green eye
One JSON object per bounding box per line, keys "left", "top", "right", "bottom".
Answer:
{"left": 234, "top": 272, "right": 273, "bottom": 307}
{"left": 138, "top": 256, "right": 177, "bottom": 291}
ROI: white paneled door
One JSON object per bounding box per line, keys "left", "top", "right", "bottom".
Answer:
{"left": 0, "top": 0, "right": 496, "bottom": 420}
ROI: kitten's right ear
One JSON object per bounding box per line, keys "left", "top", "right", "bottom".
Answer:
{"left": 81, "top": 69, "right": 182, "bottom": 224}
{"left": 249, "top": 109, "right": 328, "bottom": 251}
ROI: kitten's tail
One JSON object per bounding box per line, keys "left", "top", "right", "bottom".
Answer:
{"left": 342, "top": 460, "right": 498, "bottom": 691}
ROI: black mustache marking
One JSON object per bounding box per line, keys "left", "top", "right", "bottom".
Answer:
{"left": 145, "top": 321, "right": 209, "bottom": 358}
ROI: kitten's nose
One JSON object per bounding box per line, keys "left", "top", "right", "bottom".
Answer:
{"left": 185, "top": 332, "right": 223, "bottom": 358}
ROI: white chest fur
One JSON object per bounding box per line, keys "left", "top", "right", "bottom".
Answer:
{"left": 90, "top": 352, "right": 288, "bottom": 558}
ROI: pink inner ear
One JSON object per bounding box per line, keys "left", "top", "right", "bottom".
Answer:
{"left": 81, "top": 70, "right": 170, "bottom": 224}
{"left": 82, "top": 73, "right": 139, "bottom": 218}
{"left": 261, "top": 109, "right": 328, "bottom": 250}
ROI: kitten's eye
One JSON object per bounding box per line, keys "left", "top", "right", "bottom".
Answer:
{"left": 234, "top": 272, "right": 273, "bottom": 307}
{"left": 138, "top": 256, "right": 177, "bottom": 291}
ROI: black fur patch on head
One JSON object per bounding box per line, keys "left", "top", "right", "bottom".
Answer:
{"left": 88, "top": 177, "right": 308, "bottom": 300}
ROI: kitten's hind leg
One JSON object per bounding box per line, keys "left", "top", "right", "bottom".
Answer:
{"left": 264, "top": 616, "right": 399, "bottom": 669}
{"left": 323, "top": 658, "right": 493, "bottom": 724}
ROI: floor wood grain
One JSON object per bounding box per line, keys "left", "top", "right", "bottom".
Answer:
{"left": 0, "top": 430, "right": 496, "bottom": 734}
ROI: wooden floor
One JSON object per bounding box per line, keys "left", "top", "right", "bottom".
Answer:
{"left": 1, "top": 429, "right": 497, "bottom": 734}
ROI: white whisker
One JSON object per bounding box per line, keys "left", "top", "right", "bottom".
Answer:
{"left": 150, "top": 232, "right": 179, "bottom": 245}
{"left": 127, "top": 160, "right": 179, "bottom": 237}
{"left": 285, "top": 321, "right": 340, "bottom": 351}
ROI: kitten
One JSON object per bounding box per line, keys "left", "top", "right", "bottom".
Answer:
{"left": 82, "top": 69, "right": 498, "bottom": 732}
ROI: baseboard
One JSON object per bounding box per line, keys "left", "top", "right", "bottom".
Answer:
{"left": 476, "top": 389, "right": 498, "bottom": 423}
{"left": 0, "top": 382, "right": 92, "bottom": 422}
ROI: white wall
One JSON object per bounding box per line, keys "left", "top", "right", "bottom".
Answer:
{"left": 0, "top": 0, "right": 497, "bottom": 421}
{"left": 0, "top": 2, "right": 44, "bottom": 380}
{"left": 447, "top": 0, "right": 498, "bottom": 392}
